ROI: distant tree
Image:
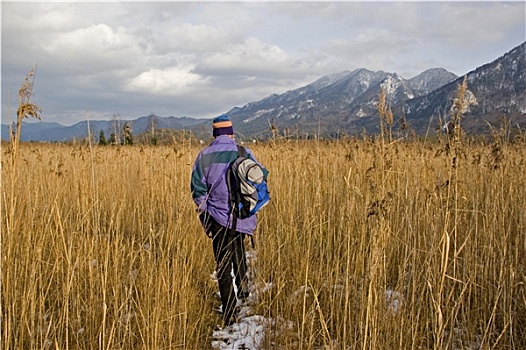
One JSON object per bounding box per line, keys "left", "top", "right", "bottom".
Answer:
{"left": 111, "top": 114, "right": 121, "bottom": 144}
{"left": 99, "top": 129, "right": 107, "bottom": 145}
{"left": 109, "top": 133, "right": 117, "bottom": 145}
{"left": 123, "top": 122, "right": 133, "bottom": 145}
{"left": 148, "top": 114, "right": 158, "bottom": 145}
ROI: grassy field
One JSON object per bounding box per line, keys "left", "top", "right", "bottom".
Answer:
{"left": 2, "top": 137, "right": 525, "bottom": 349}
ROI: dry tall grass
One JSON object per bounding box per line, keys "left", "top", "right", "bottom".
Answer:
{"left": 2, "top": 136, "right": 525, "bottom": 349}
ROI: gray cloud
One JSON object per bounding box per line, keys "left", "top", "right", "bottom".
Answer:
{"left": 2, "top": 1, "right": 524, "bottom": 125}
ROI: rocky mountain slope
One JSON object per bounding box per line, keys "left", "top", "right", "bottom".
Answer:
{"left": 224, "top": 67, "right": 459, "bottom": 138}
{"left": 401, "top": 42, "right": 525, "bottom": 134}
{"left": 225, "top": 42, "right": 524, "bottom": 138}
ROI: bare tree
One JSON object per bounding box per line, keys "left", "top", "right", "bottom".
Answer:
{"left": 111, "top": 114, "right": 121, "bottom": 145}
{"left": 148, "top": 114, "right": 158, "bottom": 145}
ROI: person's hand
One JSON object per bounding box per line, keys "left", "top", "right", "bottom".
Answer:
{"left": 199, "top": 212, "right": 213, "bottom": 238}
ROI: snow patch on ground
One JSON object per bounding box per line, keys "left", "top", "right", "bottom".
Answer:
{"left": 385, "top": 289, "right": 403, "bottom": 314}
{"left": 209, "top": 251, "right": 409, "bottom": 349}
{"left": 212, "top": 314, "right": 268, "bottom": 350}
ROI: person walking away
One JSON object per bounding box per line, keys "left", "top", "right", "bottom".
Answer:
{"left": 190, "top": 114, "right": 269, "bottom": 326}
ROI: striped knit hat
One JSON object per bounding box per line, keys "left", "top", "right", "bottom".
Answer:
{"left": 212, "top": 114, "right": 234, "bottom": 137}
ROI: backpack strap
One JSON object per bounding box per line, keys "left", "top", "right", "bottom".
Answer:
{"left": 237, "top": 144, "right": 247, "bottom": 158}
{"left": 231, "top": 145, "right": 256, "bottom": 248}
{"left": 229, "top": 144, "right": 245, "bottom": 236}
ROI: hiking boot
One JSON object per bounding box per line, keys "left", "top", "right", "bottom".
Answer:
{"left": 223, "top": 305, "right": 242, "bottom": 327}
{"left": 224, "top": 316, "right": 236, "bottom": 327}
{"left": 223, "top": 305, "right": 241, "bottom": 326}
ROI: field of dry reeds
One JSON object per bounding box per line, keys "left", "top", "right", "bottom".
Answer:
{"left": 2, "top": 134, "right": 525, "bottom": 349}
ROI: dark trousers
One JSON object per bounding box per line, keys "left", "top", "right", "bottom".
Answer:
{"left": 206, "top": 217, "right": 248, "bottom": 324}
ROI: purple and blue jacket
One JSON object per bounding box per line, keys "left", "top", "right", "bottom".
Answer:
{"left": 191, "top": 136, "right": 268, "bottom": 235}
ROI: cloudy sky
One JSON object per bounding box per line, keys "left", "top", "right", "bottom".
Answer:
{"left": 1, "top": 1, "right": 525, "bottom": 126}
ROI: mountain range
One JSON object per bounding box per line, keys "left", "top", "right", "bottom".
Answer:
{"left": 223, "top": 67, "right": 459, "bottom": 138}
{"left": 224, "top": 42, "right": 524, "bottom": 139}
{"left": 2, "top": 42, "right": 524, "bottom": 142}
